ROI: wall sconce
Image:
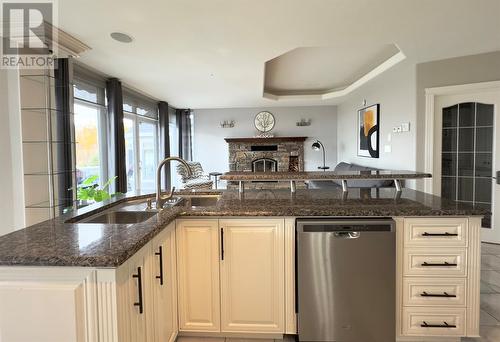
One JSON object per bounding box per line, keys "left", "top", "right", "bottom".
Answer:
{"left": 220, "top": 120, "right": 235, "bottom": 128}
{"left": 296, "top": 119, "right": 311, "bottom": 126}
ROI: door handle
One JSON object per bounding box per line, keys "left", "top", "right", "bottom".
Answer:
{"left": 155, "top": 246, "right": 164, "bottom": 286}
{"left": 132, "top": 266, "right": 143, "bottom": 314}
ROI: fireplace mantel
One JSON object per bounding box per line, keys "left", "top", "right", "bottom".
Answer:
{"left": 224, "top": 136, "right": 307, "bottom": 143}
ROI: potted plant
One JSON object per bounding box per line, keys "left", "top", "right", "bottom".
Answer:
{"left": 77, "top": 175, "right": 119, "bottom": 206}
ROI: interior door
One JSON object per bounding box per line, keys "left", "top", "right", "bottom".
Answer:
{"left": 434, "top": 90, "right": 500, "bottom": 243}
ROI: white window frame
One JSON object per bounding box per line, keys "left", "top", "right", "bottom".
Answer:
{"left": 73, "top": 82, "right": 109, "bottom": 187}
{"left": 124, "top": 111, "right": 159, "bottom": 193}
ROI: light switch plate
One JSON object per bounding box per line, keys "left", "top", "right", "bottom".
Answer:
{"left": 402, "top": 122, "right": 410, "bottom": 132}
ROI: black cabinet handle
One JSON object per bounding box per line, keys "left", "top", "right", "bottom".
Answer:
{"left": 421, "top": 321, "right": 456, "bottom": 328}
{"left": 422, "top": 232, "right": 458, "bottom": 237}
{"left": 155, "top": 246, "right": 164, "bottom": 286}
{"left": 221, "top": 228, "right": 224, "bottom": 261}
{"left": 132, "top": 266, "right": 143, "bottom": 314}
{"left": 421, "top": 261, "right": 457, "bottom": 267}
{"left": 420, "top": 291, "right": 457, "bottom": 298}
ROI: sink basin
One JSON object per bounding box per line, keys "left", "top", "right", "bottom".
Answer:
{"left": 82, "top": 211, "right": 157, "bottom": 224}
{"left": 185, "top": 196, "right": 220, "bottom": 207}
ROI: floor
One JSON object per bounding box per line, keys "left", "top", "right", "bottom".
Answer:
{"left": 463, "top": 242, "right": 500, "bottom": 341}
{"left": 177, "top": 243, "right": 500, "bottom": 342}
{"left": 176, "top": 337, "right": 296, "bottom": 342}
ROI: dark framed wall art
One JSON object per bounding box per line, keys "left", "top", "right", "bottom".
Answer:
{"left": 357, "top": 103, "right": 380, "bottom": 158}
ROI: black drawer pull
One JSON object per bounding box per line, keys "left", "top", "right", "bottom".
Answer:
{"left": 421, "top": 291, "right": 457, "bottom": 298}
{"left": 132, "top": 266, "right": 143, "bottom": 314}
{"left": 422, "top": 232, "right": 458, "bottom": 237}
{"left": 421, "top": 321, "right": 456, "bottom": 328}
{"left": 421, "top": 261, "right": 457, "bottom": 267}
{"left": 155, "top": 246, "right": 164, "bottom": 286}
{"left": 221, "top": 227, "right": 224, "bottom": 261}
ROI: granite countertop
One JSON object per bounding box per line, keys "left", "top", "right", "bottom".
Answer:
{"left": 0, "top": 188, "right": 487, "bottom": 268}
{"left": 220, "top": 170, "right": 432, "bottom": 181}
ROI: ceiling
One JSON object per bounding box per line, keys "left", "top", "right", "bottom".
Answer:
{"left": 57, "top": 0, "right": 500, "bottom": 109}
{"left": 264, "top": 44, "right": 403, "bottom": 98}
{"left": 265, "top": 44, "right": 401, "bottom": 95}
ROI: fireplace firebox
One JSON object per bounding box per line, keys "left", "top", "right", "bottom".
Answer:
{"left": 252, "top": 158, "right": 277, "bottom": 172}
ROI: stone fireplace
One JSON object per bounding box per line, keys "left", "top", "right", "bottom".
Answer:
{"left": 225, "top": 136, "right": 306, "bottom": 189}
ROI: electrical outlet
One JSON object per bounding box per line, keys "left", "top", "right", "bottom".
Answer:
{"left": 392, "top": 127, "right": 398, "bottom": 133}
{"left": 396, "top": 126, "right": 402, "bottom": 133}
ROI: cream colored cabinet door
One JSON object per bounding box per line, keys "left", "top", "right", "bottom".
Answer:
{"left": 176, "top": 219, "right": 221, "bottom": 332}
{"left": 219, "top": 219, "right": 285, "bottom": 333}
{"left": 117, "top": 244, "right": 153, "bottom": 342}
{"left": 0, "top": 267, "right": 100, "bottom": 342}
{"left": 151, "top": 223, "right": 178, "bottom": 342}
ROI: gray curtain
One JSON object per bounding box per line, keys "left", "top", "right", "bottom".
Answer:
{"left": 54, "top": 58, "right": 74, "bottom": 212}
{"left": 106, "top": 78, "right": 127, "bottom": 193}
{"left": 176, "top": 109, "right": 192, "bottom": 161}
{"left": 158, "top": 101, "right": 171, "bottom": 188}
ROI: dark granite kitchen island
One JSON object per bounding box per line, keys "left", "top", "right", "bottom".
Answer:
{"left": 0, "top": 187, "right": 487, "bottom": 267}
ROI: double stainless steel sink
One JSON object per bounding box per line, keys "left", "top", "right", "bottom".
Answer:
{"left": 73, "top": 194, "right": 220, "bottom": 225}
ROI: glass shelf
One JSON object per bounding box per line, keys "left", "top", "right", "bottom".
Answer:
{"left": 22, "top": 140, "right": 76, "bottom": 144}
{"left": 20, "top": 73, "right": 74, "bottom": 87}
{"left": 21, "top": 107, "right": 74, "bottom": 115}
{"left": 25, "top": 199, "right": 76, "bottom": 209}
{"left": 24, "top": 170, "right": 75, "bottom": 176}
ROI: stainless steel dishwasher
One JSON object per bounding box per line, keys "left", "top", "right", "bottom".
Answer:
{"left": 297, "top": 218, "right": 395, "bottom": 342}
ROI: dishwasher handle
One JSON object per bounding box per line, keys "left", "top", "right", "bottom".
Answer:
{"left": 297, "top": 218, "right": 395, "bottom": 233}
{"left": 333, "top": 231, "right": 361, "bottom": 239}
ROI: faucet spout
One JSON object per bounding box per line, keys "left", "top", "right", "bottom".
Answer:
{"left": 155, "top": 157, "right": 192, "bottom": 209}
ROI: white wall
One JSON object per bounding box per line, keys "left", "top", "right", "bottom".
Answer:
{"left": 336, "top": 60, "right": 417, "bottom": 173}
{"left": 193, "top": 106, "right": 337, "bottom": 173}
{"left": 0, "top": 68, "right": 25, "bottom": 236}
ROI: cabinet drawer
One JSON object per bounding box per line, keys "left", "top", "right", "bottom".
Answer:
{"left": 402, "top": 307, "right": 466, "bottom": 337}
{"left": 403, "top": 248, "right": 467, "bottom": 277}
{"left": 404, "top": 218, "right": 468, "bottom": 247}
{"left": 403, "top": 278, "right": 466, "bottom": 306}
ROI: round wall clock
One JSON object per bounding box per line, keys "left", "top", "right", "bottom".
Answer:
{"left": 254, "top": 111, "right": 275, "bottom": 132}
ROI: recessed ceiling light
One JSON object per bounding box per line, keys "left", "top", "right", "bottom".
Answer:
{"left": 110, "top": 32, "right": 133, "bottom": 43}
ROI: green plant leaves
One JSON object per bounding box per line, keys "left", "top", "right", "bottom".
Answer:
{"left": 77, "top": 175, "right": 117, "bottom": 202}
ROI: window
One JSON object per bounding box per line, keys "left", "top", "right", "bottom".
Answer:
{"left": 73, "top": 79, "right": 108, "bottom": 188}
{"left": 123, "top": 90, "right": 159, "bottom": 193}
{"left": 123, "top": 117, "right": 136, "bottom": 191}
